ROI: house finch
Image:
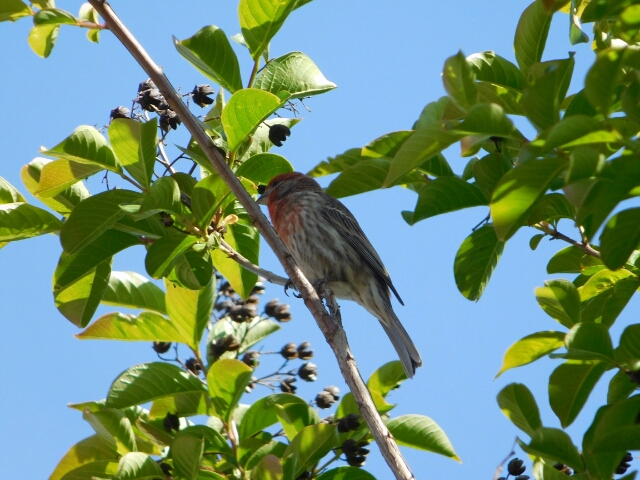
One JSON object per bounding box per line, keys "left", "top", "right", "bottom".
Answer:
{"left": 257, "top": 172, "right": 422, "bottom": 378}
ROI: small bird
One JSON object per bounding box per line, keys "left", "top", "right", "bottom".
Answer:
{"left": 257, "top": 172, "right": 422, "bottom": 378}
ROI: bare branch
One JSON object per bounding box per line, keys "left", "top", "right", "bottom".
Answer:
{"left": 534, "top": 221, "right": 601, "bottom": 259}
{"left": 88, "top": 2, "right": 415, "bottom": 478}
{"left": 218, "top": 239, "right": 288, "bottom": 286}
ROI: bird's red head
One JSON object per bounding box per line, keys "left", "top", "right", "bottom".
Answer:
{"left": 256, "top": 172, "right": 322, "bottom": 206}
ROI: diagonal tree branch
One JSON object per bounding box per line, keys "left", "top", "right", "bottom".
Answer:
{"left": 87, "top": 2, "right": 416, "bottom": 479}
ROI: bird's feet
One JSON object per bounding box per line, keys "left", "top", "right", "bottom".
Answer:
{"left": 284, "top": 279, "right": 302, "bottom": 298}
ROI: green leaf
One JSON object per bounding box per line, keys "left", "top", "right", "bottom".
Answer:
{"left": 254, "top": 51, "right": 336, "bottom": 99}
{"left": 600, "top": 208, "right": 640, "bottom": 270}
{"left": 41, "top": 125, "right": 121, "bottom": 173}
{"left": 518, "top": 427, "right": 583, "bottom": 471}
{"left": 589, "top": 395, "right": 640, "bottom": 454}
{"left": 402, "top": 177, "right": 487, "bottom": 226}
{"left": 33, "top": 8, "right": 77, "bottom": 25}
{"left": 168, "top": 249, "right": 214, "bottom": 290}
{"left": 607, "top": 369, "right": 637, "bottom": 405}
{"left": 541, "top": 115, "right": 613, "bottom": 151}
{"left": 238, "top": 318, "right": 281, "bottom": 353}
{"left": 362, "top": 131, "right": 414, "bottom": 159}
{"left": 307, "top": 148, "right": 361, "bottom": 177}
{"left": 547, "top": 246, "right": 584, "bottom": 274}
{"left": 173, "top": 425, "right": 232, "bottom": 455}
{"left": 275, "top": 403, "right": 319, "bottom": 440}
{"left": 222, "top": 89, "right": 284, "bottom": 152}
{"left": 165, "top": 277, "right": 214, "bottom": 349}
{"left": 326, "top": 158, "right": 424, "bottom": 199}
{"left": 0, "top": 0, "right": 31, "bottom": 22}
{"left": 245, "top": 441, "right": 288, "bottom": 470}
{"left": 49, "top": 435, "right": 118, "bottom": 480}
{"left": 315, "top": 467, "right": 377, "bottom": 480}
{"left": 514, "top": 1, "right": 552, "bottom": 72}
{"left": 367, "top": 361, "right": 407, "bottom": 398}
{"left": 83, "top": 408, "right": 136, "bottom": 455}
{"left": 211, "top": 222, "right": 259, "bottom": 299}
{"left": 34, "top": 159, "right": 101, "bottom": 198}
{"left": 497, "top": 383, "right": 542, "bottom": 436}
{"left": 384, "top": 123, "right": 462, "bottom": 186}
{"left": 283, "top": 424, "right": 338, "bottom": 477}
{"left": 521, "top": 57, "right": 575, "bottom": 130}
{"left": 101, "top": 271, "right": 166, "bottom": 314}
{"left": 190, "top": 174, "right": 229, "bottom": 230}
{"left": 442, "top": 50, "right": 478, "bottom": 110}
{"left": 134, "top": 176, "right": 184, "bottom": 220}
{"left": 109, "top": 118, "right": 157, "bottom": 189}
{"left": 579, "top": 269, "right": 639, "bottom": 327}
{"left": 617, "top": 324, "right": 640, "bottom": 365}
{"left": 0, "top": 177, "right": 25, "bottom": 204}
{"left": 113, "top": 452, "right": 165, "bottom": 480}
{"left": 149, "top": 392, "right": 213, "bottom": 419}
{"left": 0, "top": 203, "right": 62, "bottom": 241}
{"left": 106, "top": 362, "right": 207, "bottom": 409}
{"left": 565, "top": 322, "right": 614, "bottom": 361}
{"left": 28, "top": 24, "right": 59, "bottom": 58}
{"left": 527, "top": 193, "right": 576, "bottom": 225}
{"left": 413, "top": 97, "right": 465, "bottom": 129}
{"left": 467, "top": 51, "right": 524, "bottom": 90}
{"left": 238, "top": 0, "right": 298, "bottom": 60}
{"left": 530, "top": 233, "right": 545, "bottom": 250}
{"left": 206, "top": 359, "right": 253, "bottom": 421}
{"left": 453, "top": 225, "right": 505, "bottom": 301}
{"left": 491, "top": 156, "right": 567, "bottom": 241}
{"left": 21, "top": 157, "right": 90, "bottom": 216}
{"left": 171, "top": 435, "right": 204, "bottom": 480}
{"left": 54, "top": 258, "right": 112, "bottom": 327}
{"left": 174, "top": 26, "right": 242, "bottom": 93}
{"left": 387, "top": 414, "right": 460, "bottom": 461}
{"left": 54, "top": 229, "right": 140, "bottom": 288}
{"left": 549, "top": 361, "right": 608, "bottom": 427}
{"left": 251, "top": 454, "right": 283, "bottom": 480}
{"left": 535, "top": 279, "right": 581, "bottom": 328}
{"left": 564, "top": 89, "right": 597, "bottom": 117}
{"left": 238, "top": 393, "right": 308, "bottom": 439}
{"left": 531, "top": 461, "right": 579, "bottom": 480}
{"left": 496, "top": 331, "right": 565, "bottom": 378}
{"left": 451, "top": 103, "right": 521, "bottom": 139}
{"left": 472, "top": 153, "right": 511, "bottom": 199}
{"left": 145, "top": 232, "right": 197, "bottom": 279}
{"left": 75, "top": 311, "right": 192, "bottom": 345}
{"left": 60, "top": 190, "right": 141, "bottom": 254}
{"left": 475, "top": 81, "right": 523, "bottom": 115}
{"left": 585, "top": 47, "right": 626, "bottom": 116}
{"left": 235, "top": 153, "right": 294, "bottom": 184}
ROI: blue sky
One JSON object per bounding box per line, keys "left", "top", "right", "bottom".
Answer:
{"left": 1, "top": 1, "right": 637, "bottom": 478}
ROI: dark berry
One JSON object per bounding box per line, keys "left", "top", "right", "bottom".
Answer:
{"left": 508, "top": 458, "right": 526, "bottom": 476}
{"left": 273, "top": 303, "right": 292, "bottom": 322}
{"left": 515, "top": 476, "right": 530, "bottom": 480}
{"left": 628, "top": 369, "right": 640, "bottom": 385}
{"left": 152, "top": 341, "right": 172, "bottom": 354}
{"left": 297, "top": 341, "right": 313, "bottom": 359}
{"left": 242, "top": 350, "right": 260, "bottom": 368}
{"left": 209, "top": 334, "right": 240, "bottom": 357}
{"left": 250, "top": 283, "right": 265, "bottom": 295}
{"left": 281, "top": 342, "right": 298, "bottom": 359}
{"left": 346, "top": 455, "right": 366, "bottom": 467}
{"left": 158, "top": 462, "right": 172, "bottom": 475}
{"left": 159, "top": 108, "right": 181, "bottom": 131}
{"left": 185, "top": 357, "right": 202, "bottom": 375}
{"left": 315, "top": 390, "right": 336, "bottom": 409}
{"left": 553, "top": 464, "right": 572, "bottom": 475}
{"left": 280, "top": 376, "right": 297, "bottom": 394}
{"left": 341, "top": 439, "right": 359, "bottom": 456}
{"left": 298, "top": 362, "right": 317, "bottom": 382}
{"left": 110, "top": 106, "right": 130, "bottom": 120}
{"left": 191, "top": 84, "right": 215, "bottom": 107}
{"left": 324, "top": 385, "right": 340, "bottom": 401}
{"left": 136, "top": 87, "right": 163, "bottom": 112}
{"left": 163, "top": 412, "right": 180, "bottom": 432}
{"left": 268, "top": 124, "right": 291, "bottom": 147}
{"left": 229, "top": 304, "right": 256, "bottom": 323}
{"left": 337, "top": 414, "right": 361, "bottom": 433}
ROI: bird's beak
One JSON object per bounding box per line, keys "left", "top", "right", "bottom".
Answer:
{"left": 256, "top": 187, "right": 269, "bottom": 205}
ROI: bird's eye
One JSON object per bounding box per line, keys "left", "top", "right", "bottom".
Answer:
{"left": 257, "top": 185, "right": 266, "bottom": 195}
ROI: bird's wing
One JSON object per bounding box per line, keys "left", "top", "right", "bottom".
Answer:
{"left": 318, "top": 194, "right": 404, "bottom": 305}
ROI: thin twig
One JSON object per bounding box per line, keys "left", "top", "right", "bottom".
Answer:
{"left": 247, "top": 59, "right": 260, "bottom": 88}
{"left": 219, "top": 239, "right": 288, "bottom": 286}
{"left": 88, "top": 3, "right": 415, "bottom": 478}
{"left": 534, "top": 222, "right": 601, "bottom": 259}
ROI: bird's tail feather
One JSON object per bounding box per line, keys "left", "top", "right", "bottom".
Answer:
{"left": 379, "top": 306, "right": 422, "bottom": 378}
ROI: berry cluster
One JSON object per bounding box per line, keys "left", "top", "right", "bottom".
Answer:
{"left": 617, "top": 452, "right": 634, "bottom": 475}
{"left": 315, "top": 385, "right": 340, "bottom": 409}
{"left": 340, "top": 439, "right": 370, "bottom": 467}
{"left": 498, "top": 457, "right": 529, "bottom": 480}
{"left": 337, "top": 413, "right": 362, "bottom": 433}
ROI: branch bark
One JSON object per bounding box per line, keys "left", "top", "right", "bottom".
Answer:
{"left": 87, "top": 2, "right": 415, "bottom": 479}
